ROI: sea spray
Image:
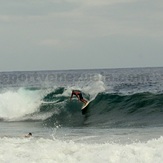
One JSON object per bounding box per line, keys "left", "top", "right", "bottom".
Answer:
{"left": 0, "top": 88, "right": 42, "bottom": 120}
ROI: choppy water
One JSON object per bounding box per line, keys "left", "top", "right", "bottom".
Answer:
{"left": 0, "top": 67, "right": 163, "bottom": 162}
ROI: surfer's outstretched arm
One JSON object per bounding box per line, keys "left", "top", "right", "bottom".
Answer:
{"left": 70, "top": 91, "right": 76, "bottom": 100}
{"left": 70, "top": 92, "right": 74, "bottom": 100}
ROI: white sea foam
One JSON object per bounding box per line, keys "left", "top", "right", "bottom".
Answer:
{"left": 0, "top": 136, "right": 163, "bottom": 163}
{"left": 0, "top": 88, "right": 42, "bottom": 120}
{"left": 83, "top": 74, "right": 106, "bottom": 99}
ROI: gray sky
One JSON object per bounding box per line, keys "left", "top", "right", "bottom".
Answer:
{"left": 0, "top": 0, "right": 163, "bottom": 71}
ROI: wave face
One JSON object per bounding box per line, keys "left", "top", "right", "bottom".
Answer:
{"left": 40, "top": 89, "right": 163, "bottom": 128}
{"left": 0, "top": 67, "right": 163, "bottom": 128}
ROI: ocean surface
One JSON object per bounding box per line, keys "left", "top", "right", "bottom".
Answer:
{"left": 0, "top": 67, "right": 163, "bottom": 163}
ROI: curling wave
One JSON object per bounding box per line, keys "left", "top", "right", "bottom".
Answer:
{"left": 40, "top": 88, "right": 163, "bottom": 128}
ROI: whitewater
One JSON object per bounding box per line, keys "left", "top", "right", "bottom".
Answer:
{"left": 0, "top": 67, "right": 163, "bottom": 163}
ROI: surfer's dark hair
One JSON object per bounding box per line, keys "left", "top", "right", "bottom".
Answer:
{"left": 29, "top": 133, "right": 32, "bottom": 135}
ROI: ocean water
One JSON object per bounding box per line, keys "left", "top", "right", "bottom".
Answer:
{"left": 0, "top": 67, "right": 163, "bottom": 163}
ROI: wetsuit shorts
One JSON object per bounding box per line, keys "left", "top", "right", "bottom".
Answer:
{"left": 79, "top": 93, "right": 83, "bottom": 100}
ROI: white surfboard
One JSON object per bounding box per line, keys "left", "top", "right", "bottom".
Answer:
{"left": 82, "top": 101, "right": 90, "bottom": 110}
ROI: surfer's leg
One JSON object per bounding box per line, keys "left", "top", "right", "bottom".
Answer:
{"left": 79, "top": 93, "right": 88, "bottom": 104}
{"left": 81, "top": 99, "right": 87, "bottom": 104}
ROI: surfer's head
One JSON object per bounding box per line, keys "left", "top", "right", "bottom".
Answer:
{"left": 28, "top": 133, "right": 32, "bottom": 136}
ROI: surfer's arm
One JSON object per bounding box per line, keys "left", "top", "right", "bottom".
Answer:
{"left": 70, "top": 92, "right": 74, "bottom": 100}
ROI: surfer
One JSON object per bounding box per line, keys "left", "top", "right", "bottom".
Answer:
{"left": 70, "top": 90, "right": 88, "bottom": 105}
{"left": 24, "top": 133, "right": 32, "bottom": 138}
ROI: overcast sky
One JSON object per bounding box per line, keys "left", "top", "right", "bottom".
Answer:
{"left": 0, "top": 0, "right": 163, "bottom": 71}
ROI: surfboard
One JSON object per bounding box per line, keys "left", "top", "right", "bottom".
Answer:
{"left": 81, "top": 101, "right": 90, "bottom": 115}
{"left": 82, "top": 101, "right": 90, "bottom": 110}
